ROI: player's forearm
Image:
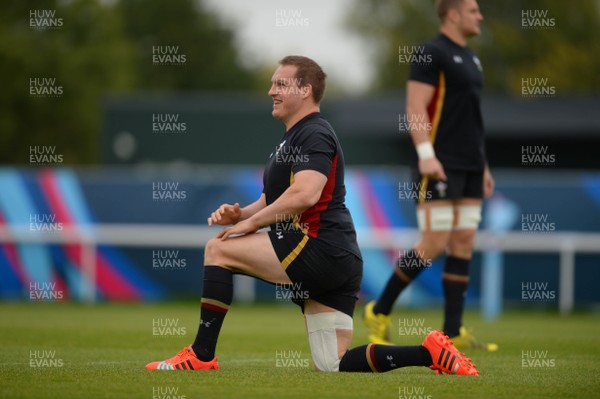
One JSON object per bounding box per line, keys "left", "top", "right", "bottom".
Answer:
{"left": 406, "top": 103, "right": 432, "bottom": 145}
{"left": 406, "top": 80, "right": 436, "bottom": 149}
{"left": 247, "top": 187, "right": 315, "bottom": 228}
{"left": 239, "top": 194, "right": 267, "bottom": 221}
{"left": 407, "top": 102, "right": 438, "bottom": 161}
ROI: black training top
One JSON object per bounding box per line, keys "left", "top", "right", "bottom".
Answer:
{"left": 262, "top": 112, "right": 361, "bottom": 259}
{"left": 409, "top": 33, "right": 486, "bottom": 170}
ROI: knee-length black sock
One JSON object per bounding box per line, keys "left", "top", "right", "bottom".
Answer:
{"left": 373, "top": 249, "right": 430, "bottom": 315}
{"left": 339, "top": 344, "right": 432, "bottom": 372}
{"left": 191, "top": 266, "right": 233, "bottom": 361}
{"left": 442, "top": 256, "right": 470, "bottom": 338}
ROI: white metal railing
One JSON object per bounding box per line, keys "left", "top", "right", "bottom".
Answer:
{"left": 1, "top": 225, "right": 598, "bottom": 313}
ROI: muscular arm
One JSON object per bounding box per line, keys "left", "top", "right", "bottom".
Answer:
{"left": 218, "top": 170, "right": 327, "bottom": 239}
{"left": 406, "top": 80, "right": 447, "bottom": 181}
{"left": 406, "top": 80, "right": 435, "bottom": 146}
{"left": 406, "top": 80, "right": 436, "bottom": 146}
{"left": 240, "top": 194, "right": 267, "bottom": 221}
{"left": 249, "top": 170, "right": 326, "bottom": 227}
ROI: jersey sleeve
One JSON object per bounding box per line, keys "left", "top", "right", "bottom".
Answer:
{"left": 290, "top": 126, "right": 336, "bottom": 177}
{"left": 408, "top": 43, "right": 442, "bottom": 86}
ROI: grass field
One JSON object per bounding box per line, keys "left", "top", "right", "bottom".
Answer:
{"left": 1, "top": 302, "right": 599, "bottom": 399}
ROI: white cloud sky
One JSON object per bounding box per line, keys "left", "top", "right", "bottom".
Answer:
{"left": 202, "top": 0, "right": 375, "bottom": 94}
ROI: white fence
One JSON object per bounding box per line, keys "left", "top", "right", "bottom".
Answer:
{"left": 1, "top": 225, "right": 599, "bottom": 314}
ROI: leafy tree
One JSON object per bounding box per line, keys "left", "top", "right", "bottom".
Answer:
{"left": 346, "top": 0, "right": 600, "bottom": 94}
{"left": 0, "top": 0, "right": 135, "bottom": 164}
{"left": 117, "top": 0, "right": 255, "bottom": 90}
{"left": 0, "top": 0, "right": 256, "bottom": 164}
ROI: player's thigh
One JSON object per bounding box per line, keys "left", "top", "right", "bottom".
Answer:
{"left": 450, "top": 169, "right": 483, "bottom": 228}
{"left": 204, "top": 232, "right": 292, "bottom": 284}
{"left": 415, "top": 200, "right": 453, "bottom": 256}
{"left": 454, "top": 198, "right": 481, "bottom": 207}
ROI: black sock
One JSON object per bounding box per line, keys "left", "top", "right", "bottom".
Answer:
{"left": 373, "top": 249, "right": 429, "bottom": 315}
{"left": 442, "top": 256, "right": 470, "bottom": 338}
{"left": 339, "top": 344, "right": 432, "bottom": 372}
{"left": 191, "top": 266, "right": 233, "bottom": 361}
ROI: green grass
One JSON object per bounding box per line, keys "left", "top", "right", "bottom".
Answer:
{"left": 1, "top": 302, "right": 599, "bottom": 399}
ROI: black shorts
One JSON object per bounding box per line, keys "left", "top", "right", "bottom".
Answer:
{"left": 268, "top": 230, "right": 363, "bottom": 317}
{"left": 412, "top": 168, "right": 483, "bottom": 204}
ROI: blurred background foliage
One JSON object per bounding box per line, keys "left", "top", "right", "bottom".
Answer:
{"left": 346, "top": 0, "right": 600, "bottom": 94}
{"left": 1, "top": 0, "right": 254, "bottom": 164}
{"left": 1, "top": 0, "right": 599, "bottom": 164}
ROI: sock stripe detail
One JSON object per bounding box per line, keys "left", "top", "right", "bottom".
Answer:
{"left": 395, "top": 268, "right": 412, "bottom": 284}
{"left": 201, "top": 298, "right": 230, "bottom": 313}
{"left": 442, "top": 272, "right": 469, "bottom": 283}
{"left": 365, "top": 344, "right": 381, "bottom": 372}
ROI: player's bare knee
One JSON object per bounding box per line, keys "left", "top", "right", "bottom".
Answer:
{"left": 431, "top": 242, "right": 449, "bottom": 258}
{"left": 416, "top": 234, "right": 450, "bottom": 259}
{"left": 455, "top": 229, "right": 476, "bottom": 244}
{"left": 449, "top": 230, "right": 476, "bottom": 257}
{"left": 204, "top": 238, "right": 224, "bottom": 265}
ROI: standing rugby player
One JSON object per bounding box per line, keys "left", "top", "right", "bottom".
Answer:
{"left": 364, "top": 0, "right": 497, "bottom": 351}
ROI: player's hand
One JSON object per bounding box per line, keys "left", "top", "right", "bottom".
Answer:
{"left": 418, "top": 157, "right": 447, "bottom": 181}
{"left": 208, "top": 203, "right": 242, "bottom": 226}
{"left": 217, "top": 218, "right": 259, "bottom": 240}
{"left": 483, "top": 166, "right": 495, "bottom": 199}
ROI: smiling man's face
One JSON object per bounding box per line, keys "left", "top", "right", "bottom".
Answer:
{"left": 268, "top": 64, "right": 307, "bottom": 125}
